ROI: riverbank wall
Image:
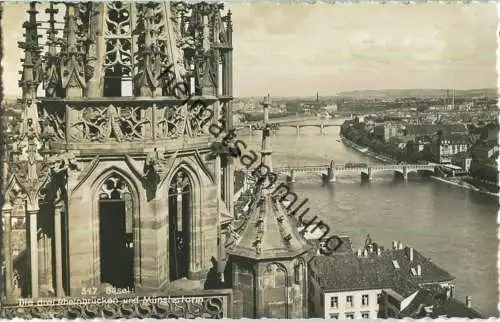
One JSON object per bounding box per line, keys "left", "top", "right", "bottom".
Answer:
{"left": 429, "top": 176, "right": 499, "bottom": 197}
{"left": 340, "top": 134, "right": 397, "bottom": 164}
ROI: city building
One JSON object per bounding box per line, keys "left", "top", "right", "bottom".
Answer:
{"left": 405, "top": 124, "right": 468, "bottom": 139}
{"left": 322, "top": 104, "right": 338, "bottom": 113}
{"left": 470, "top": 139, "right": 499, "bottom": 162}
{"left": 308, "top": 239, "right": 456, "bottom": 319}
{"left": 431, "top": 134, "right": 473, "bottom": 164}
{"left": 374, "top": 122, "right": 405, "bottom": 142}
{"left": 381, "top": 287, "right": 481, "bottom": 319}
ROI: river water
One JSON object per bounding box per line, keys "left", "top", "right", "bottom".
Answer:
{"left": 236, "top": 123, "right": 498, "bottom": 317}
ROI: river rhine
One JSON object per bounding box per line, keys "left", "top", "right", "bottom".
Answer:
{"left": 236, "top": 124, "right": 498, "bottom": 317}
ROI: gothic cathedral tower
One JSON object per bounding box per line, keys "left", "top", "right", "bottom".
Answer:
{"left": 2, "top": 1, "right": 234, "bottom": 302}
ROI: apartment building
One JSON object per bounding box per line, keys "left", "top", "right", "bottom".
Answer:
{"left": 432, "top": 134, "right": 473, "bottom": 164}
{"left": 308, "top": 239, "right": 456, "bottom": 319}
{"left": 381, "top": 286, "right": 481, "bottom": 318}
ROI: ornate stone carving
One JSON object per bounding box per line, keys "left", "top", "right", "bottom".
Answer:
{"left": 134, "top": 3, "right": 163, "bottom": 96}
{"left": 119, "top": 106, "right": 151, "bottom": 140}
{"left": 70, "top": 104, "right": 151, "bottom": 142}
{"left": 103, "top": 2, "right": 133, "bottom": 77}
{"left": 195, "top": 56, "right": 216, "bottom": 96}
{"left": 40, "top": 106, "right": 66, "bottom": 141}
{"left": 60, "top": 4, "right": 87, "bottom": 93}
{"left": 98, "top": 175, "right": 131, "bottom": 200}
{"left": 5, "top": 178, "right": 28, "bottom": 206}
{"left": 186, "top": 103, "right": 212, "bottom": 136}
{"left": 37, "top": 152, "right": 79, "bottom": 204}
{"left": 43, "top": 3, "right": 61, "bottom": 97}
{"left": 156, "top": 104, "right": 186, "bottom": 139}
{"left": 143, "top": 149, "right": 163, "bottom": 200}
{"left": 170, "top": 170, "right": 190, "bottom": 193}
{"left": 12, "top": 137, "right": 44, "bottom": 183}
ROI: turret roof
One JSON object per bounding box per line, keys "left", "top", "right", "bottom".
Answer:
{"left": 226, "top": 188, "right": 311, "bottom": 260}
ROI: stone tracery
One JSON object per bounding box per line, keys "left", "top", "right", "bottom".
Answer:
{"left": 2, "top": 1, "right": 234, "bottom": 316}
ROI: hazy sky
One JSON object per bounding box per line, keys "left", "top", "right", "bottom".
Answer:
{"left": 2, "top": 2, "right": 498, "bottom": 97}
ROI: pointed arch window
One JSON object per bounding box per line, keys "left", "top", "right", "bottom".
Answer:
{"left": 168, "top": 169, "right": 192, "bottom": 281}
{"left": 97, "top": 174, "right": 134, "bottom": 288}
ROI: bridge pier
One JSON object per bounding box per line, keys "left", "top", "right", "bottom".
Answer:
{"left": 296, "top": 125, "right": 300, "bottom": 137}
{"left": 249, "top": 125, "right": 253, "bottom": 137}
{"left": 287, "top": 169, "right": 296, "bottom": 183}
{"left": 320, "top": 124, "right": 324, "bottom": 136}
{"left": 361, "top": 167, "right": 373, "bottom": 182}
{"left": 325, "top": 160, "right": 336, "bottom": 182}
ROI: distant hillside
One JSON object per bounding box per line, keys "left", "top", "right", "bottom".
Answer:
{"left": 337, "top": 88, "right": 498, "bottom": 99}
{"left": 338, "top": 88, "right": 498, "bottom": 99}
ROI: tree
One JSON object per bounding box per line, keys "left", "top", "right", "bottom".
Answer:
{"left": 420, "top": 144, "right": 434, "bottom": 162}
{"left": 405, "top": 140, "right": 420, "bottom": 163}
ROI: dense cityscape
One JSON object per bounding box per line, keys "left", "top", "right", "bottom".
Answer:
{"left": 0, "top": 1, "right": 498, "bottom": 320}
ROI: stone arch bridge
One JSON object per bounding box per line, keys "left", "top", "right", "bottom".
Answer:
{"left": 235, "top": 118, "right": 344, "bottom": 136}
{"left": 278, "top": 162, "right": 437, "bottom": 182}
{"left": 243, "top": 162, "right": 437, "bottom": 183}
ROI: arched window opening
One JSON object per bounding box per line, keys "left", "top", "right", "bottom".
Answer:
{"left": 98, "top": 174, "right": 134, "bottom": 289}
{"left": 168, "top": 169, "right": 192, "bottom": 281}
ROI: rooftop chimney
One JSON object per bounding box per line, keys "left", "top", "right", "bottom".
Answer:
{"left": 408, "top": 247, "right": 414, "bottom": 262}
{"left": 465, "top": 296, "right": 472, "bottom": 308}
{"left": 357, "top": 249, "right": 362, "bottom": 256}
{"left": 416, "top": 264, "right": 422, "bottom": 276}
{"left": 398, "top": 241, "right": 404, "bottom": 250}
{"left": 392, "top": 241, "right": 398, "bottom": 250}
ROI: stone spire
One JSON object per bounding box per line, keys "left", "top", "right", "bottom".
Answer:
{"left": 228, "top": 96, "right": 311, "bottom": 318}
{"left": 18, "top": 2, "right": 42, "bottom": 102}
{"left": 18, "top": 2, "right": 42, "bottom": 138}
{"left": 43, "top": 2, "right": 60, "bottom": 97}
{"left": 226, "top": 94, "right": 310, "bottom": 260}
{"left": 261, "top": 94, "right": 272, "bottom": 174}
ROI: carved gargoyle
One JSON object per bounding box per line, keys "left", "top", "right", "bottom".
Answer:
{"left": 142, "top": 148, "right": 164, "bottom": 201}
{"left": 42, "top": 152, "right": 80, "bottom": 203}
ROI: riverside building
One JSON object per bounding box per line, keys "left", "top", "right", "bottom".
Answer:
{"left": 308, "top": 239, "right": 461, "bottom": 319}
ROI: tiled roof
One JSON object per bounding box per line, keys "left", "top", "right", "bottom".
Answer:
{"left": 309, "top": 245, "right": 454, "bottom": 292}
{"left": 406, "top": 124, "right": 468, "bottom": 136}
{"left": 226, "top": 188, "right": 311, "bottom": 260}
{"left": 400, "top": 289, "right": 482, "bottom": 318}
{"left": 305, "top": 235, "right": 353, "bottom": 255}
{"left": 440, "top": 134, "right": 473, "bottom": 145}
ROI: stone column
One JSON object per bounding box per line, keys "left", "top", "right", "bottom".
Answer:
{"left": 86, "top": 3, "right": 106, "bottom": 97}
{"left": 223, "top": 50, "right": 234, "bottom": 214}
{"left": 54, "top": 202, "right": 64, "bottom": 296}
{"left": 2, "top": 205, "right": 14, "bottom": 303}
{"left": 27, "top": 208, "right": 39, "bottom": 298}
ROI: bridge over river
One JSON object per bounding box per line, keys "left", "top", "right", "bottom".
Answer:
{"left": 242, "top": 161, "right": 437, "bottom": 184}
{"left": 235, "top": 117, "right": 345, "bottom": 136}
